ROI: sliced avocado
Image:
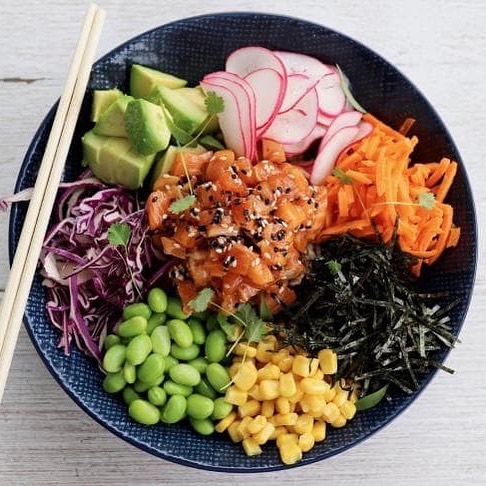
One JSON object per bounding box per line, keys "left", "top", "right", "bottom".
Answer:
{"left": 124, "top": 99, "right": 171, "bottom": 155}
{"left": 149, "top": 85, "right": 208, "bottom": 135}
{"left": 116, "top": 147, "right": 156, "bottom": 190}
{"left": 177, "top": 86, "right": 219, "bottom": 133}
{"left": 96, "top": 137, "right": 132, "bottom": 183}
{"left": 90, "top": 89, "right": 123, "bottom": 122}
{"left": 93, "top": 95, "right": 133, "bottom": 137}
{"left": 82, "top": 129, "right": 109, "bottom": 167}
{"left": 161, "top": 107, "right": 195, "bottom": 146}
{"left": 130, "top": 64, "right": 187, "bottom": 98}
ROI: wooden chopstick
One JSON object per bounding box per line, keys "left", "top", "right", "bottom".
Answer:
{"left": 0, "top": 4, "right": 105, "bottom": 403}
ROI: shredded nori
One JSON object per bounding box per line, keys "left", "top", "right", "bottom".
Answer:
{"left": 279, "top": 233, "right": 459, "bottom": 396}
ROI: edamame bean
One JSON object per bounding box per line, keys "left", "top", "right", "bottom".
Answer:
{"left": 116, "top": 316, "right": 147, "bottom": 338}
{"left": 103, "top": 344, "right": 126, "bottom": 373}
{"left": 160, "top": 395, "right": 187, "bottom": 424}
{"left": 205, "top": 313, "right": 219, "bottom": 331}
{"left": 187, "top": 394, "right": 214, "bottom": 420}
{"left": 164, "top": 355, "right": 179, "bottom": 371}
{"left": 194, "top": 377, "right": 217, "bottom": 400}
{"left": 122, "top": 387, "right": 141, "bottom": 406}
{"left": 167, "top": 319, "right": 193, "bottom": 348}
{"left": 103, "top": 334, "right": 121, "bottom": 350}
{"left": 188, "top": 357, "right": 209, "bottom": 374}
{"left": 211, "top": 397, "right": 233, "bottom": 420}
{"left": 163, "top": 380, "right": 193, "bottom": 397}
{"left": 206, "top": 363, "right": 231, "bottom": 393}
{"left": 123, "top": 302, "right": 152, "bottom": 320}
{"left": 169, "top": 363, "right": 201, "bottom": 387}
{"left": 205, "top": 330, "right": 227, "bottom": 363}
{"left": 189, "top": 417, "right": 215, "bottom": 436}
{"left": 166, "top": 297, "right": 190, "bottom": 320}
{"left": 137, "top": 353, "right": 165, "bottom": 383}
{"left": 170, "top": 343, "right": 200, "bottom": 361}
{"left": 134, "top": 375, "right": 164, "bottom": 393}
{"left": 148, "top": 386, "right": 167, "bottom": 407}
{"left": 129, "top": 399, "right": 160, "bottom": 425}
{"left": 123, "top": 362, "right": 137, "bottom": 384}
{"left": 102, "top": 371, "right": 126, "bottom": 394}
{"left": 147, "top": 313, "right": 167, "bottom": 335}
{"left": 188, "top": 318, "right": 206, "bottom": 345}
{"left": 151, "top": 326, "right": 171, "bottom": 357}
{"left": 126, "top": 334, "right": 152, "bottom": 365}
{"left": 147, "top": 287, "right": 168, "bottom": 313}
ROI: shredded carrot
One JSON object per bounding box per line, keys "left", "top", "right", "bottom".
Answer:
{"left": 399, "top": 117, "right": 416, "bottom": 135}
{"left": 318, "top": 116, "right": 460, "bottom": 275}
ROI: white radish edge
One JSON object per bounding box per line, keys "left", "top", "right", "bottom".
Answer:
{"left": 274, "top": 50, "right": 334, "bottom": 79}
{"left": 278, "top": 73, "right": 319, "bottom": 114}
{"left": 318, "top": 111, "right": 362, "bottom": 150}
{"left": 316, "top": 71, "right": 346, "bottom": 116}
{"left": 283, "top": 124, "right": 327, "bottom": 156}
{"left": 226, "top": 46, "right": 287, "bottom": 80}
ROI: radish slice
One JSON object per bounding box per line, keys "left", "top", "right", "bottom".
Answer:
{"left": 317, "top": 111, "right": 335, "bottom": 126}
{"left": 283, "top": 124, "right": 327, "bottom": 156}
{"left": 310, "top": 126, "right": 360, "bottom": 185}
{"left": 264, "top": 87, "right": 319, "bottom": 145}
{"left": 316, "top": 71, "right": 346, "bottom": 116}
{"left": 318, "top": 111, "right": 362, "bottom": 149}
{"left": 353, "top": 121, "right": 373, "bottom": 142}
{"left": 279, "top": 74, "right": 319, "bottom": 113}
{"left": 274, "top": 51, "right": 333, "bottom": 80}
{"left": 226, "top": 46, "right": 286, "bottom": 80}
{"left": 244, "top": 68, "right": 285, "bottom": 133}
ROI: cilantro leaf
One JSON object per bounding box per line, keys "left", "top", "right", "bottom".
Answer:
{"left": 217, "top": 313, "right": 241, "bottom": 342}
{"left": 326, "top": 259, "right": 342, "bottom": 275}
{"left": 204, "top": 91, "right": 225, "bottom": 115}
{"left": 418, "top": 192, "right": 436, "bottom": 210}
{"left": 188, "top": 287, "right": 214, "bottom": 313}
{"left": 244, "top": 316, "right": 267, "bottom": 344}
{"left": 107, "top": 223, "right": 131, "bottom": 247}
{"left": 332, "top": 167, "right": 353, "bottom": 185}
{"left": 234, "top": 303, "right": 256, "bottom": 328}
{"left": 169, "top": 195, "right": 196, "bottom": 214}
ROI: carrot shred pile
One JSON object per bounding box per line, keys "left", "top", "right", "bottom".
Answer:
{"left": 318, "top": 113, "right": 460, "bottom": 276}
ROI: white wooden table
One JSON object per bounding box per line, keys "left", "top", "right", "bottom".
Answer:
{"left": 1, "top": 1, "right": 485, "bottom": 484}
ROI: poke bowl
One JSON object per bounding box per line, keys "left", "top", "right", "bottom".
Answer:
{"left": 9, "top": 12, "right": 477, "bottom": 472}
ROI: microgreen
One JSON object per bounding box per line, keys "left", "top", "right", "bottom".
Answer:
{"left": 326, "top": 259, "right": 342, "bottom": 275}
{"left": 332, "top": 167, "right": 354, "bottom": 185}
{"left": 107, "top": 223, "right": 131, "bottom": 247}
{"left": 188, "top": 287, "right": 215, "bottom": 313}
{"left": 204, "top": 91, "right": 225, "bottom": 115}
{"left": 418, "top": 192, "right": 436, "bottom": 210}
{"left": 169, "top": 194, "right": 196, "bottom": 214}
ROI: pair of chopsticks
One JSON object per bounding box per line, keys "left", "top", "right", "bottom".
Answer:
{"left": 0, "top": 4, "right": 106, "bottom": 403}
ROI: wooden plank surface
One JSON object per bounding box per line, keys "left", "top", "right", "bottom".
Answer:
{"left": 0, "top": 0, "right": 485, "bottom": 484}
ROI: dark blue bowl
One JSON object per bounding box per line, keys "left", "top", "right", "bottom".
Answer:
{"left": 9, "top": 12, "right": 477, "bottom": 472}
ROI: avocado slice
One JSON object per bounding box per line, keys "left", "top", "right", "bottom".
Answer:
{"left": 93, "top": 95, "right": 133, "bottom": 137}
{"left": 176, "top": 86, "right": 219, "bottom": 133}
{"left": 82, "top": 129, "right": 109, "bottom": 167}
{"left": 124, "top": 99, "right": 171, "bottom": 156}
{"left": 130, "top": 64, "right": 187, "bottom": 98}
{"left": 90, "top": 89, "right": 123, "bottom": 122}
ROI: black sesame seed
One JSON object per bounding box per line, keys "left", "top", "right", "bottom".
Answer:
{"left": 241, "top": 169, "right": 248, "bottom": 175}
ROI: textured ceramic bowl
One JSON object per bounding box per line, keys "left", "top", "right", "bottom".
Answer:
{"left": 9, "top": 12, "right": 477, "bottom": 472}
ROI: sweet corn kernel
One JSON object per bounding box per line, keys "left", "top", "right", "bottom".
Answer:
{"left": 279, "top": 442, "right": 303, "bottom": 465}
{"left": 298, "top": 432, "right": 315, "bottom": 452}
{"left": 234, "top": 342, "right": 257, "bottom": 358}
{"left": 340, "top": 401, "right": 357, "bottom": 420}
{"left": 274, "top": 412, "right": 298, "bottom": 426}
{"left": 242, "top": 437, "right": 263, "bottom": 456}
{"left": 228, "top": 421, "right": 242, "bottom": 442}
{"left": 257, "top": 363, "right": 281, "bottom": 381}
{"left": 323, "top": 386, "right": 336, "bottom": 402}
{"left": 256, "top": 340, "right": 275, "bottom": 363}
{"left": 331, "top": 414, "right": 347, "bottom": 428}
{"left": 279, "top": 372, "right": 297, "bottom": 398}
{"left": 248, "top": 384, "right": 264, "bottom": 401}
{"left": 312, "top": 369, "right": 324, "bottom": 381}
{"left": 226, "top": 387, "right": 248, "bottom": 406}
{"left": 277, "top": 356, "right": 294, "bottom": 372}
{"left": 229, "top": 362, "right": 241, "bottom": 378}
{"left": 259, "top": 380, "right": 280, "bottom": 400}
{"left": 276, "top": 432, "right": 298, "bottom": 449}
{"left": 293, "top": 414, "right": 314, "bottom": 435}
{"left": 275, "top": 397, "right": 290, "bottom": 414}
{"left": 234, "top": 360, "right": 258, "bottom": 391}
{"left": 271, "top": 348, "right": 290, "bottom": 365}
{"left": 300, "top": 378, "right": 330, "bottom": 395}
{"left": 215, "top": 411, "right": 237, "bottom": 433}
{"left": 288, "top": 401, "right": 296, "bottom": 413}
{"left": 312, "top": 421, "right": 326, "bottom": 442}
{"left": 318, "top": 349, "right": 338, "bottom": 374}
{"left": 253, "top": 422, "right": 276, "bottom": 445}
{"left": 303, "top": 394, "right": 326, "bottom": 415}
{"left": 236, "top": 416, "right": 253, "bottom": 439}
{"left": 287, "top": 386, "right": 305, "bottom": 404}
{"left": 269, "top": 425, "right": 288, "bottom": 440}
{"left": 322, "top": 402, "right": 340, "bottom": 423}
{"left": 332, "top": 384, "right": 349, "bottom": 407}
{"left": 263, "top": 334, "right": 278, "bottom": 346}
{"left": 349, "top": 389, "right": 359, "bottom": 403}
{"left": 309, "top": 358, "right": 319, "bottom": 376}
{"left": 238, "top": 399, "right": 261, "bottom": 418}
{"left": 292, "top": 355, "right": 311, "bottom": 377}
{"left": 247, "top": 415, "right": 267, "bottom": 434}
{"left": 261, "top": 400, "right": 275, "bottom": 418}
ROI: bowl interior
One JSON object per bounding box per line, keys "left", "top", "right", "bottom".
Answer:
{"left": 10, "top": 12, "right": 477, "bottom": 472}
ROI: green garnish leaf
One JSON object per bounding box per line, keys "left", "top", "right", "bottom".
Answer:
{"left": 107, "top": 223, "right": 131, "bottom": 247}
{"left": 356, "top": 384, "right": 389, "bottom": 411}
{"left": 326, "top": 259, "right": 342, "bottom": 275}
{"left": 204, "top": 91, "right": 225, "bottom": 115}
{"left": 169, "top": 195, "right": 196, "bottom": 214}
{"left": 332, "top": 167, "right": 353, "bottom": 185}
{"left": 418, "top": 192, "right": 436, "bottom": 210}
{"left": 188, "top": 287, "right": 215, "bottom": 313}
{"left": 199, "top": 134, "right": 225, "bottom": 150}
{"left": 336, "top": 64, "right": 367, "bottom": 114}
{"left": 259, "top": 294, "right": 273, "bottom": 321}
{"left": 245, "top": 316, "right": 267, "bottom": 344}
{"left": 217, "top": 313, "right": 241, "bottom": 342}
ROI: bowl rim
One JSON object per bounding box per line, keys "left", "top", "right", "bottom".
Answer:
{"left": 9, "top": 11, "right": 478, "bottom": 473}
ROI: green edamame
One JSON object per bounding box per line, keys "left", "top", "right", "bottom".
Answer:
{"left": 194, "top": 376, "right": 218, "bottom": 400}
{"left": 189, "top": 417, "right": 215, "bottom": 436}
{"left": 170, "top": 343, "right": 200, "bottom": 361}
{"left": 206, "top": 363, "right": 231, "bottom": 393}
{"left": 188, "top": 318, "right": 206, "bottom": 345}
{"left": 129, "top": 399, "right": 160, "bottom": 425}
{"left": 160, "top": 395, "right": 187, "bottom": 424}
{"left": 147, "top": 386, "right": 167, "bottom": 407}
{"left": 123, "top": 362, "right": 137, "bottom": 384}
{"left": 167, "top": 319, "right": 193, "bottom": 348}
{"left": 126, "top": 334, "right": 152, "bottom": 365}
{"left": 151, "top": 326, "right": 171, "bottom": 357}
{"left": 103, "top": 334, "right": 121, "bottom": 350}
{"left": 205, "top": 330, "right": 227, "bottom": 363}
{"left": 116, "top": 316, "right": 147, "bottom": 338}
{"left": 169, "top": 363, "right": 201, "bottom": 387}
{"left": 188, "top": 357, "right": 209, "bottom": 374}
{"left": 102, "top": 371, "right": 126, "bottom": 394}
{"left": 147, "top": 313, "right": 167, "bottom": 335}
{"left": 166, "top": 297, "right": 190, "bottom": 320}
{"left": 211, "top": 397, "right": 233, "bottom": 420}
{"left": 103, "top": 344, "right": 126, "bottom": 373}
{"left": 147, "top": 287, "right": 168, "bottom": 313}
{"left": 137, "top": 353, "right": 165, "bottom": 383}
{"left": 123, "top": 302, "right": 152, "bottom": 320}
{"left": 122, "top": 387, "right": 141, "bottom": 406}
{"left": 163, "top": 380, "right": 193, "bottom": 397}
{"left": 164, "top": 355, "right": 179, "bottom": 371}
{"left": 186, "top": 394, "right": 214, "bottom": 420}
{"left": 133, "top": 375, "right": 164, "bottom": 393}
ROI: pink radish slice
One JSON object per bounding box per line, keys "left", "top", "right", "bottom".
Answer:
{"left": 317, "top": 111, "right": 335, "bottom": 126}
{"left": 274, "top": 50, "right": 333, "bottom": 80}
{"left": 264, "top": 87, "right": 319, "bottom": 145}
{"left": 244, "top": 68, "right": 285, "bottom": 132}
{"left": 226, "top": 46, "right": 287, "bottom": 80}
{"left": 318, "top": 111, "right": 362, "bottom": 149}
{"left": 353, "top": 121, "right": 373, "bottom": 142}
{"left": 316, "top": 71, "right": 346, "bottom": 116}
{"left": 283, "top": 124, "right": 327, "bottom": 156}
{"left": 279, "top": 73, "right": 319, "bottom": 113}
{"left": 310, "top": 126, "right": 360, "bottom": 185}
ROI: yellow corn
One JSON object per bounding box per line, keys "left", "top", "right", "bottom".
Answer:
{"left": 322, "top": 402, "right": 340, "bottom": 423}
{"left": 276, "top": 432, "right": 298, "bottom": 449}
{"left": 236, "top": 416, "right": 253, "bottom": 439}
{"left": 225, "top": 387, "right": 248, "bottom": 406}
{"left": 340, "top": 401, "right": 357, "bottom": 420}
{"left": 277, "top": 355, "right": 294, "bottom": 372}
{"left": 279, "top": 372, "right": 297, "bottom": 398}
{"left": 331, "top": 414, "right": 347, "bottom": 428}
{"left": 238, "top": 399, "right": 261, "bottom": 418}
{"left": 261, "top": 400, "right": 275, "bottom": 418}
{"left": 288, "top": 401, "right": 296, "bottom": 413}
{"left": 259, "top": 380, "right": 280, "bottom": 400}
{"left": 227, "top": 421, "right": 242, "bottom": 442}
{"left": 229, "top": 362, "right": 241, "bottom": 379}
{"left": 298, "top": 432, "right": 315, "bottom": 452}
{"left": 309, "top": 358, "right": 319, "bottom": 376}
{"left": 247, "top": 384, "right": 264, "bottom": 401}
{"left": 242, "top": 437, "right": 263, "bottom": 456}
{"left": 293, "top": 414, "right": 314, "bottom": 435}
{"left": 332, "top": 383, "right": 349, "bottom": 407}
{"left": 279, "top": 442, "right": 303, "bottom": 465}
{"left": 269, "top": 425, "right": 288, "bottom": 440}
{"left": 318, "top": 349, "right": 338, "bottom": 374}
{"left": 215, "top": 411, "right": 237, "bottom": 433}
{"left": 287, "top": 386, "right": 305, "bottom": 404}
{"left": 312, "top": 421, "right": 326, "bottom": 442}
{"left": 312, "top": 369, "right": 324, "bottom": 381}
{"left": 323, "top": 386, "right": 336, "bottom": 402}
{"left": 247, "top": 415, "right": 267, "bottom": 435}
{"left": 257, "top": 363, "right": 281, "bottom": 381}
{"left": 300, "top": 378, "right": 330, "bottom": 395}
{"left": 292, "top": 355, "right": 311, "bottom": 378}
{"left": 256, "top": 340, "right": 275, "bottom": 363}
{"left": 234, "top": 342, "right": 257, "bottom": 358}
{"left": 253, "top": 422, "right": 276, "bottom": 445}
{"left": 274, "top": 413, "right": 298, "bottom": 426}
{"left": 234, "top": 360, "right": 258, "bottom": 391}
{"left": 271, "top": 348, "right": 290, "bottom": 365}
{"left": 275, "top": 397, "right": 290, "bottom": 414}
